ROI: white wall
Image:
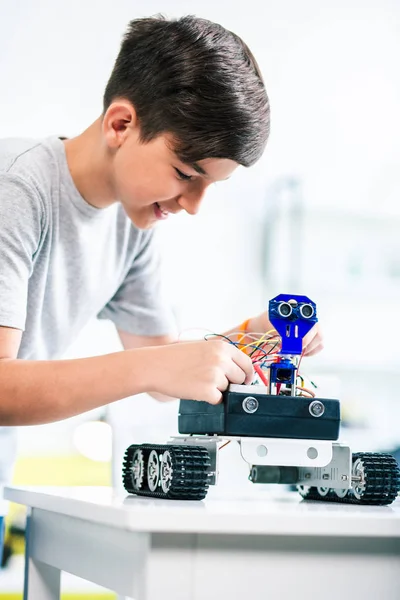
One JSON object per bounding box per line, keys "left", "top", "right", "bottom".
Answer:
{"left": 1, "top": 1, "right": 400, "bottom": 479}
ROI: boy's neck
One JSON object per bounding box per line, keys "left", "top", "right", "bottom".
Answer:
{"left": 63, "top": 118, "right": 117, "bottom": 209}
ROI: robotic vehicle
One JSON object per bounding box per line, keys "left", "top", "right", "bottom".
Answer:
{"left": 123, "top": 294, "right": 400, "bottom": 505}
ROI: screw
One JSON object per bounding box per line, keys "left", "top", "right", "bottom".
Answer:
{"left": 309, "top": 400, "right": 325, "bottom": 418}
{"left": 242, "top": 396, "right": 259, "bottom": 414}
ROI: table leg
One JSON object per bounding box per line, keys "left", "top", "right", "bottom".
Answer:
{"left": 24, "top": 558, "right": 61, "bottom": 600}
{"left": 24, "top": 515, "right": 61, "bottom": 600}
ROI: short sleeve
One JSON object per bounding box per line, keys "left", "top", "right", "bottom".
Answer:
{"left": 97, "top": 229, "right": 177, "bottom": 337}
{"left": 0, "top": 175, "right": 43, "bottom": 330}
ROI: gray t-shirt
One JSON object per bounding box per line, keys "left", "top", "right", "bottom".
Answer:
{"left": 0, "top": 136, "right": 176, "bottom": 499}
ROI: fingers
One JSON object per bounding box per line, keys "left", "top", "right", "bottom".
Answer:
{"left": 210, "top": 352, "right": 251, "bottom": 404}
{"left": 225, "top": 361, "right": 249, "bottom": 385}
{"left": 303, "top": 342, "right": 324, "bottom": 357}
{"left": 208, "top": 387, "right": 224, "bottom": 405}
{"left": 229, "top": 346, "right": 254, "bottom": 384}
{"left": 302, "top": 324, "right": 324, "bottom": 357}
{"left": 212, "top": 393, "right": 223, "bottom": 405}
{"left": 206, "top": 373, "right": 228, "bottom": 405}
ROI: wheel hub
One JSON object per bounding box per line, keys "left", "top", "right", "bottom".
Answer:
{"left": 147, "top": 450, "right": 160, "bottom": 492}
{"left": 131, "top": 449, "right": 144, "bottom": 490}
{"left": 161, "top": 451, "right": 173, "bottom": 493}
{"left": 352, "top": 458, "right": 366, "bottom": 500}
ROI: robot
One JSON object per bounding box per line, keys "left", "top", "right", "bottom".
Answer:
{"left": 123, "top": 294, "right": 400, "bottom": 505}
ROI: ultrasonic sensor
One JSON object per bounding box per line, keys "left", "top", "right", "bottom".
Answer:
{"left": 299, "top": 303, "right": 314, "bottom": 319}
{"left": 277, "top": 302, "right": 292, "bottom": 317}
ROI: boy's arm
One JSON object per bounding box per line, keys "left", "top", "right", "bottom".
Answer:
{"left": 0, "top": 325, "right": 155, "bottom": 424}
{"left": 0, "top": 325, "right": 253, "bottom": 425}
{"left": 117, "top": 329, "right": 179, "bottom": 402}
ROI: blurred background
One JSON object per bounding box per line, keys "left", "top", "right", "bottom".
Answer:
{"left": 0, "top": 0, "right": 399, "bottom": 598}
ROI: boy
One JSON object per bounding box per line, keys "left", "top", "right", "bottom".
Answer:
{"left": 0, "top": 15, "right": 322, "bottom": 503}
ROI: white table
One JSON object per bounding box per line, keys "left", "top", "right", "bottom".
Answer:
{"left": 4, "top": 485, "right": 400, "bottom": 600}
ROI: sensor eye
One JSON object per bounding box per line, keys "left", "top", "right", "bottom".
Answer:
{"left": 299, "top": 303, "right": 314, "bottom": 319}
{"left": 277, "top": 302, "right": 292, "bottom": 318}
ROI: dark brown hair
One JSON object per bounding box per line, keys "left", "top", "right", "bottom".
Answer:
{"left": 104, "top": 15, "right": 270, "bottom": 167}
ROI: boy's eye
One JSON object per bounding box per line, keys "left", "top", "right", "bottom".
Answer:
{"left": 175, "top": 167, "right": 193, "bottom": 181}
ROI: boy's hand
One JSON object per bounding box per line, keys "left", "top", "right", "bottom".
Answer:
{"left": 301, "top": 322, "right": 323, "bottom": 356}
{"left": 248, "top": 312, "right": 324, "bottom": 357}
{"left": 145, "top": 340, "right": 254, "bottom": 405}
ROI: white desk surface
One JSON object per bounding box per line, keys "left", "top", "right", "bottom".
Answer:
{"left": 5, "top": 485, "right": 400, "bottom": 538}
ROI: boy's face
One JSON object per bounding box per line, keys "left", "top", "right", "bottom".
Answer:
{"left": 103, "top": 101, "right": 239, "bottom": 229}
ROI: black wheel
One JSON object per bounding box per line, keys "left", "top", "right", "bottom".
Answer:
{"left": 123, "top": 444, "right": 211, "bottom": 500}
{"left": 297, "top": 485, "right": 317, "bottom": 499}
{"left": 123, "top": 445, "right": 146, "bottom": 494}
{"left": 334, "top": 488, "right": 348, "bottom": 499}
{"left": 160, "top": 445, "right": 211, "bottom": 500}
{"left": 297, "top": 453, "right": 400, "bottom": 505}
{"left": 297, "top": 485, "right": 335, "bottom": 501}
{"left": 349, "top": 452, "right": 400, "bottom": 505}
{"left": 316, "top": 486, "right": 331, "bottom": 497}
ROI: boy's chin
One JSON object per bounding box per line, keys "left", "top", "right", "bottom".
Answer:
{"left": 123, "top": 208, "right": 158, "bottom": 230}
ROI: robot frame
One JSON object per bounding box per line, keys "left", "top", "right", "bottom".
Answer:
{"left": 123, "top": 294, "right": 400, "bottom": 505}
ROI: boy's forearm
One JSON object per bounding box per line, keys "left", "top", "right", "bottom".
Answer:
{"left": 0, "top": 350, "right": 151, "bottom": 426}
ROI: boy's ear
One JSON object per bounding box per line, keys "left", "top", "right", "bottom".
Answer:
{"left": 102, "top": 100, "right": 139, "bottom": 149}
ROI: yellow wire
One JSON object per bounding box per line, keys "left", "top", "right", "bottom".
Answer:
{"left": 237, "top": 331, "right": 247, "bottom": 345}
{"left": 240, "top": 329, "right": 278, "bottom": 352}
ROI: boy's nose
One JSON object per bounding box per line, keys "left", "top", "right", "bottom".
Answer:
{"left": 178, "top": 183, "right": 208, "bottom": 215}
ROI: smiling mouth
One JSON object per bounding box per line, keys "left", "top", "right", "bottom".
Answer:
{"left": 154, "top": 202, "right": 169, "bottom": 220}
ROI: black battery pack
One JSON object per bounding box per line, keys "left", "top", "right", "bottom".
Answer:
{"left": 179, "top": 385, "right": 340, "bottom": 441}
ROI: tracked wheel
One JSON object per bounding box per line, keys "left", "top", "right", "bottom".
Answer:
{"left": 334, "top": 488, "right": 348, "bottom": 499}
{"left": 123, "top": 444, "right": 211, "bottom": 500}
{"left": 350, "top": 452, "right": 400, "bottom": 505}
{"left": 123, "top": 446, "right": 146, "bottom": 494}
{"left": 297, "top": 453, "right": 400, "bottom": 505}
{"left": 297, "top": 485, "right": 316, "bottom": 500}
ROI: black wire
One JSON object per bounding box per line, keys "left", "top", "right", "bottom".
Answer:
{"left": 253, "top": 341, "right": 281, "bottom": 369}
{"left": 251, "top": 340, "right": 280, "bottom": 363}
{"left": 249, "top": 335, "right": 280, "bottom": 358}
{"left": 204, "top": 333, "right": 236, "bottom": 344}
{"left": 267, "top": 340, "right": 280, "bottom": 355}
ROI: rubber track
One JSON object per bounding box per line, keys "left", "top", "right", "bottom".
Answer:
{"left": 299, "top": 453, "right": 400, "bottom": 506}
{"left": 123, "top": 443, "right": 211, "bottom": 500}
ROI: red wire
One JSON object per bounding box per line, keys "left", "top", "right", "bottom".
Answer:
{"left": 251, "top": 350, "right": 265, "bottom": 363}
{"left": 253, "top": 363, "right": 268, "bottom": 386}
{"left": 251, "top": 347, "right": 304, "bottom": 394}
{"left": 297, "top": 351, "right": 304, "bottom": 372}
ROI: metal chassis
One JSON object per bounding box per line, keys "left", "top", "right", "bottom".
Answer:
{"left": 169, "top": 436, "right": 352, "bottom": 490}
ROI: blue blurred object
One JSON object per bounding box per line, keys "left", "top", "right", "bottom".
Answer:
{"left": 269, "top": 293, "right": 317, "bottom": 355}
{"left": 269, "top": 358, "right": 297, "bottom": 387}
{"left": 0, "top": 517, "right": 3, "bottom": 568}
